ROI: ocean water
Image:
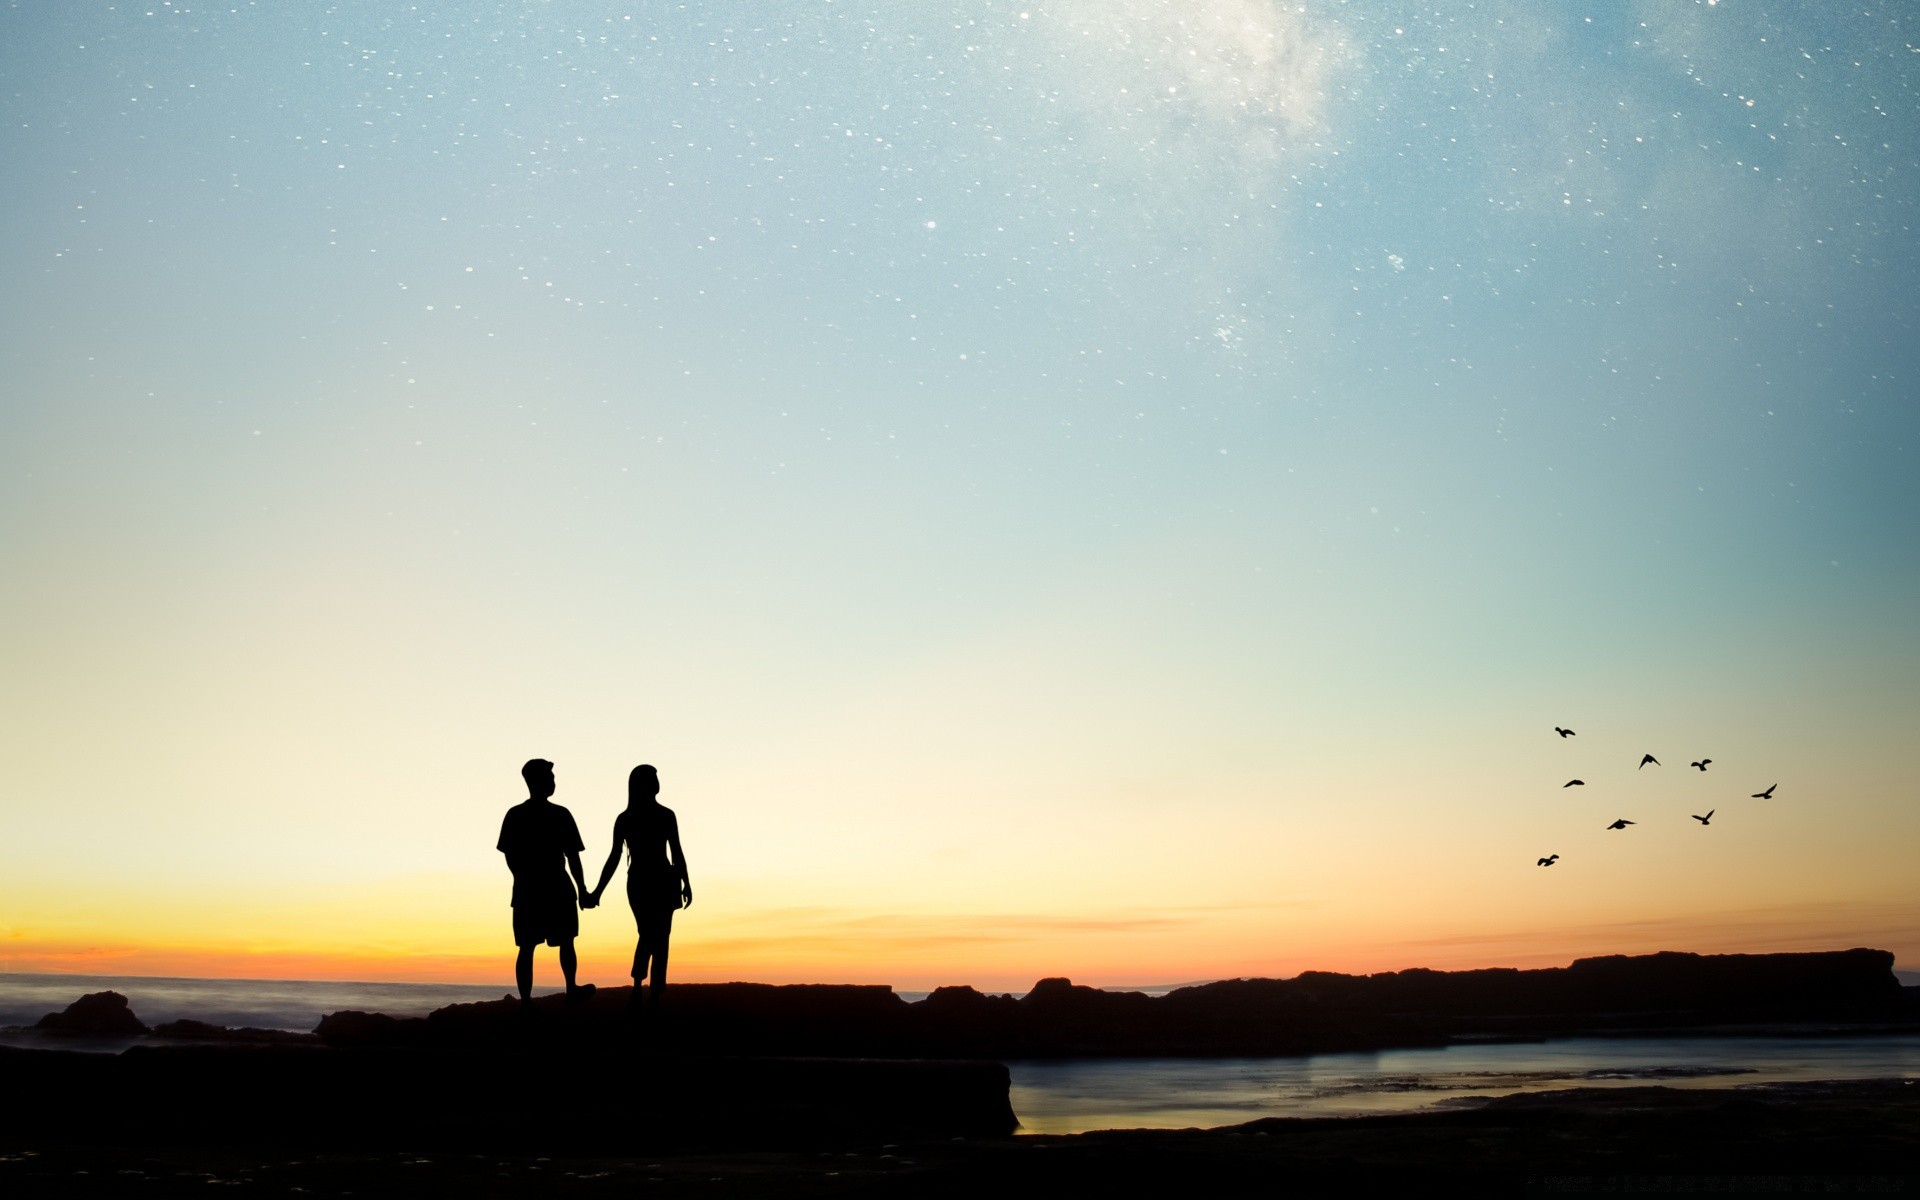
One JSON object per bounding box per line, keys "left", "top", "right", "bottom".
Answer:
{"left": 1009, "top": 1034, "right": 1920, "bottom": 1134}
{"left": 0, "top": 972, "right": 513, "bottom": 1033}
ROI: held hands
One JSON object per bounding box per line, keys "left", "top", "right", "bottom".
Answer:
{"left": 581, "top": 884, "right": 689, "bottom": 909}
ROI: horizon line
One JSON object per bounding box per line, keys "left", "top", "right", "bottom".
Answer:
{"left": 3, "top": 942, "right": 1907, "bottom": 995}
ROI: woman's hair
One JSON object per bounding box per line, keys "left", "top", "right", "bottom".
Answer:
{"left": 628, "top": 763, "right": 659, "bottom": 806}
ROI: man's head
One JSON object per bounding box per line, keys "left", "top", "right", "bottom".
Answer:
{"left": 522, "top": 758, "right": 555, "bottom": 800}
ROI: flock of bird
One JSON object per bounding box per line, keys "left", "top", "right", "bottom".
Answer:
{"left": 1536, "top": 726, "right": 1779, "bottom": 867}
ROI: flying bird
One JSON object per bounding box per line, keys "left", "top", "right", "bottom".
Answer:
{"left": 1692, "top": 810, "right": 1715, "bottom": 825}
{"left": 1752, "top": 784, "right": 1777, "bottom": 799}
{"left": 1555, "top": 727, "right": 1576, "bottom": 738}
{"left": 1606, "top": 819, "right": 1635, "bottom": 830}
{"left": 1537, "top": 855, "right": 1559, "bottom": 866}
{"left": 1563, "top": 779, "right": 1585, "bottom": 788}
{"left": 1639, "top": 754, "right": 1660, "bottom": 769}
{"left": 1691, "top": 759, "right": 1712, "bottom": 771}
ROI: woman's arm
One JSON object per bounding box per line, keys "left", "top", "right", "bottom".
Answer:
{"left": 588, "top": 815, "right": 625, "bottom": 902}
{"left": 667, "top": 810, "right": 691, "bottom": 908}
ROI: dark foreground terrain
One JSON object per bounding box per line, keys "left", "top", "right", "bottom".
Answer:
{"left": 5, "top": 948, "right": 1916, "bottom": 1196}
{"left": 2, "top": 1079, "right": 1915, "bottom": 1197}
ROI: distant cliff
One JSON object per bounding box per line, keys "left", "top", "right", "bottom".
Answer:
{"left": 909, "top": 947, "right": 1907, "bottom": 1057}
{"left": 316, "top": 947, "right": 1910, "bottom": 1058}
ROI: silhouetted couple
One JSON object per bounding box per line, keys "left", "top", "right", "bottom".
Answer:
{"left": 497, "top": 759, "right": 692, "bottom": 1012}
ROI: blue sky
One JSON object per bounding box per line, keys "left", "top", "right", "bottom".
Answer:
{"left": 2, "top": 1, "right": 1916, "bottom": 986}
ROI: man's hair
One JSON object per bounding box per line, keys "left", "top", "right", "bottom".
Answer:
{"left": 522, "top": 758, "right": 554, "bottom": 788}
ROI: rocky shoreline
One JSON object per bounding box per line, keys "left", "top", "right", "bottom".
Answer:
{"left": 2, "top": 946, "right": 1915, "bottom": 1185}
{"left": 305, "top": 946, "right": 1920, "bottom": 1059}
{"left": 12, "top": 948, "right": 1911, "bottom": 1063}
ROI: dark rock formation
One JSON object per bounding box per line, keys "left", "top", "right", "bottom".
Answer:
{"left": 1144, "top": 948, "right": 1908, "bottom": 1051}
{"left": 313, "top": 1009, "right": 427, "bottom": 1047}
{"left": 1163, "top": 947, "right": 1906, "bottom": 1028}
{"left": 305, "top": 948, "right": 1910, "bottom": 1061}
{"left": 421, "top": 982, "right": 911, "bottom": 1055}
{"left": 34, "top": 990, "right": 147, "bottom": 1037}
{"left": 151, "top": 1019, "right": 319, "bottom": 1045}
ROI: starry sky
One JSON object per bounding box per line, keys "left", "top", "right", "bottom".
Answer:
{"left": 3, "top": 1, "right": 1917, "bottom": 990}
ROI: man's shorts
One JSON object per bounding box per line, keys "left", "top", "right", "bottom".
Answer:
{"left": 511, "top": 880, "right": 579, "bottom": 947}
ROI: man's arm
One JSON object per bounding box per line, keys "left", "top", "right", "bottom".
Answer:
{"left": 568, "top": 849, "right": 593, "bottom": 907}
{"left": 558, "top": 809, "right": 592, "bottom": 907}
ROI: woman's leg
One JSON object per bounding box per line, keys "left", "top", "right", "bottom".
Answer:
{"left": 646, "top": 911, "right": 675, "bottom": 1003}
{"left": 630, "top": 899, "right": 650, "bottom": 982}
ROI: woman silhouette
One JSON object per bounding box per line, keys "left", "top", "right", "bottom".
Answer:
{"left": 588, "top": 764, "right": 691, "bottom": 1010}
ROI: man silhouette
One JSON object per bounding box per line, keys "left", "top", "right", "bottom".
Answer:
{"left": 497, "top": 758, "right": 595, "bottom": 1006}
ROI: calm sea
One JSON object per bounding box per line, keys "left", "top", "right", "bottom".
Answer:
{"left": 0, "top": 972, "right": 513, "bottom": 1033}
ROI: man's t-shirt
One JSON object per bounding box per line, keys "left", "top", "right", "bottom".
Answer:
{"left": 497, "top": 800, "right": 585, "bottom": 908}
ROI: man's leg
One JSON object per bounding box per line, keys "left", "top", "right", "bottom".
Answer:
{"left": 515, "top": 945, "right": 535, "bottom": 1003}
{"left": 560, "top": 939, "right": 594, "bottom": 1000}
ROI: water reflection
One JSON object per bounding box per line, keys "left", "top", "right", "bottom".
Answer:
{"left": 1009, "top": 1034, "right": 1920, "bottom": 1135}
